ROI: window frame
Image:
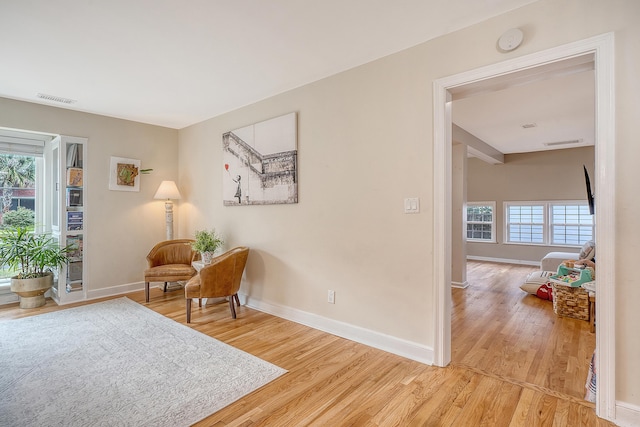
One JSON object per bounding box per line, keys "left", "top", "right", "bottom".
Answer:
{"left": 504, "top": 202, "right": 546, "bottom": 246}
{"left": 466, "top": 201, "right": 496, "bottom": 243}
{"left": 0, "top": 155, "right": 43, "bottom": 294}
{"left": 549, "top": 202, "right": 594, "bottom": 246}
{"left": 503, "top": 200, "right": 593, "bottom": 247}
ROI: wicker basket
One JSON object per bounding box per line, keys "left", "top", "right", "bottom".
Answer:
{"left": 552, "top": 283, "right": 590, "bottom": 321}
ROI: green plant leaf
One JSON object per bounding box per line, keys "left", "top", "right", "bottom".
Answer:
{"left": 0, "top": 226, "right": 71, "bottom": 278}
{"left": 191, "top": 229, "right": 224, "bottom": 253}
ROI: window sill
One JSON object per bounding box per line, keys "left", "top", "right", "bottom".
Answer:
{"left": 503, "top": 241, "right": 582, "bottom": 249}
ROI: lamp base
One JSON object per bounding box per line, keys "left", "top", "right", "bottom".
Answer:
{"left": 164, "top": 200, "right": 174, "bottom": 240}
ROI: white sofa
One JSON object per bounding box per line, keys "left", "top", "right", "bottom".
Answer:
{"left": 541, "top": 251, "right": 580, "bottom": 272}
{"left": 540, "top": 240, "right": 595, "bottom": 272}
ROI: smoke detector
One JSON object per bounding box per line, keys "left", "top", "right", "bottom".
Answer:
{"left": 498, "top": 28, "right": 524, "bottom": 52}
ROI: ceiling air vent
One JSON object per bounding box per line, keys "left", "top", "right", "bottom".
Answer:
{"left": 36, "top": 93, "right": 77, "bottom": 104}
{"left": 544, "top": 139, "right": 583, "bottom": 147}
{"left": 521, "top": 123, "right": 537, "bottom": 129}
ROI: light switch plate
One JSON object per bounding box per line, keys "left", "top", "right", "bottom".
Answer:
{"left": 328, "top": 290, "right": 335, "bottom": 304}
{"left": 404, "top": 197, "right": 420, "bottom": 214}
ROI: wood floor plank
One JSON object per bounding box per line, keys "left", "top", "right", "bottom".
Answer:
{"left": 509, "top": 388, "right": 538, "bottom": 427}
{"left": 406, "top": 367, "right": 475, "bottom": 426}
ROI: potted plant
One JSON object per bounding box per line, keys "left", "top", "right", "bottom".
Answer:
{"left": 192, "top": 229, "right": 224, "bottom": 264}
{"left": 0, "top": 226, "right": 71, "bottom": 308}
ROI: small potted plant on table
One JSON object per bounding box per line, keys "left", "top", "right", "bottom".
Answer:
{"left": 192, "top": 229, "right": 224, "bottom": 264}
{"left": 0, "top": 226, "right": 72, "bottom": 308}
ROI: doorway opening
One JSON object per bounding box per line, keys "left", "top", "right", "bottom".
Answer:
{"left": 449, "top": 50, "right": 596, "bottom": 402}
{"left": 433, "top": 33, "right": 615, "bottom": 420}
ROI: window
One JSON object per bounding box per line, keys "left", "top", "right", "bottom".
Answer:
{"left": 466, "top": 202, "right": 495, "bottom": 242}
{"left": 506, "top": 203, "right": 545, "bottom": 244}
{"left": 11, "top": 197, "right": 35, "bottom": 211}
{"left": 505, "top": 201, "right": 593, "bottom": 246}
{"left": 0, "top": 155, "right": 39, "bottom": 283}
{"left": 0, "top": 129, "right": 48, "bottom": 297}
{"left": 550, "top": 203, "right": 593, "bottom": 245}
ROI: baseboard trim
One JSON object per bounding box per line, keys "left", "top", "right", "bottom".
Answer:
{"left": 86, "top": 281, "right": 145, "bottom": 301}
{"left": 467, "top": 255, "right": 540, "bottom": 267}
{"left": 243, "top": 295, "right": 434, "bottom": 365}
{"left": 615, "top": 401, "right": 640, "bottom": 427}
{"left": 452, "top": 281, "right": 469, "bottom": 289}
{"left": 0, "top": 292, "right": 19, "bottom": 306}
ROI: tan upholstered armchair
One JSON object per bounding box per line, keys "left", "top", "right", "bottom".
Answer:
{"left": 144, "top": 239, "right": 199, "bottom": 303}
{"left": 185, "top": 246, "right": 249, "bottom": 323}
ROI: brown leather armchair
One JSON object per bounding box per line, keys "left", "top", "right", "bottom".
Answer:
{"left": 185, "top": 246, "right": 249, "bottom": 323}
{"left": 144, "top": 239, "right": 199, "bottom": 303}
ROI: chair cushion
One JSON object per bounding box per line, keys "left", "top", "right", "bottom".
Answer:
{"left": 144, "top": 264, "right": 196, "bottom": 280}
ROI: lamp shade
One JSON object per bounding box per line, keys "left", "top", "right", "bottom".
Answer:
{"left": 154, "top": 180, "right": 181, "bottom": 200}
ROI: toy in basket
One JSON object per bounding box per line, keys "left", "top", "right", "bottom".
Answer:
{"left": 549, "top": 265, "right": 592, "bottom": 287}
{"left": 550, "top": 265, "right": 592, "bottom": 320}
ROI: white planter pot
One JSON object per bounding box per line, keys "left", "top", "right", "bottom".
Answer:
{"left": 201, "top": 251, "right": 215, "bottom": 264}
{"left": 10, "top": 272, "right": 53, "bottom": 309}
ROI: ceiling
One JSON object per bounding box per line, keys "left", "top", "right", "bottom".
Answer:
{"left": 0, "top": 0, "right": 592, "bottom": 156}
{"left": 1, "top": 0, "right": 539, "bottom": 130}
{"left": 452, "top": 66, "right": 595, "bottom": 155}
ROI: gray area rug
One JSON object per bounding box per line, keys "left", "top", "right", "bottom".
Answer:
{"left": 0, "top": 297, "right": 286, "bottom": 426}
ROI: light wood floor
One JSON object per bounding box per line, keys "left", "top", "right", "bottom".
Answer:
{"left": 0, "top": 262, "right": 612, "bottom": 426}
{"left": 452, "top": 261, "right": 596, "bottom": 400}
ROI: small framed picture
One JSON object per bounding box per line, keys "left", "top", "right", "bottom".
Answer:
{"left": 109, "top": 156, "right": 141, "bottom": 192}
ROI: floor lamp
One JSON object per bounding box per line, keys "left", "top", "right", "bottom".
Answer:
{"left": 154, "top": 180, "right": 181, "bottom": 240}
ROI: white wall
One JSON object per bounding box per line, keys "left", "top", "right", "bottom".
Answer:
{"left": 178, "top": 68, "right": 432, "bottom": 345}
{"left": 178, "top": 0, "right": 640, "bottom": 411}
{"left": 0, "top": 97, "right": 179, "bottom": 297}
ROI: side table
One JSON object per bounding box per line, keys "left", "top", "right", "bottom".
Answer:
{"left": 582, "top": 281, "right": 596, "bottom": 333}
{"left": 192, "top": 260, "right": 206, "bottom": 272}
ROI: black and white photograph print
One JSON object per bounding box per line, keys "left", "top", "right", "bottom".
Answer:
{"left": 222, "top": 112, "right": 297, "bottom": 205}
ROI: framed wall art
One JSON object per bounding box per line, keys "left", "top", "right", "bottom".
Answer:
{"left": 222, "top": 112, "right": 297, "bottom": 205}
{"left": 108, "top": 156, "right": 141, "bottom": 192}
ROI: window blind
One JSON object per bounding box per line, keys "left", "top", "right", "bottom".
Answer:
{"left": 0, "top": 135, "right": 46, "bottom": 157}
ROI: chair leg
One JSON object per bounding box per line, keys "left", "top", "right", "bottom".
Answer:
{"left": 145, "top": 282, "right": 150, "bottom": 303}
{"left": 163, "top": 282, "right": 168, "bottom": 292}
{"left": 199, "top": 298, "right": 202, "bottom": 308}
{"left": 228, "top": 298, "right": 237, "bottom": 319}
{"left": 234, "top": 294, "right": 240, "bottom": 307}
{"left": 186, "top": 298, "right": 192, "bottom": 323}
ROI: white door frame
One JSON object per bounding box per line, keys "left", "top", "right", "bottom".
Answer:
{"left": 433, "top": 33, "right": 615, "bottom": 421}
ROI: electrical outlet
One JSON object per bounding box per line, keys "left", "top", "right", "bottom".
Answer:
{"left": 327, "top": 290, "right": 335, "bottom": 304}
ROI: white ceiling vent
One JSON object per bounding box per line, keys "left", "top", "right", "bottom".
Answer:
{"left": 543, "top": 139, "right": 583, "bottom": 147}
{"left": 36, "top": 93, "right": 77, "bottom": 104}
